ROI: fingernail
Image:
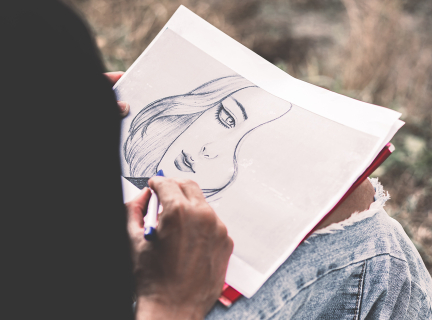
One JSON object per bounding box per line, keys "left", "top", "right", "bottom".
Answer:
{"left": 118, "top": 101, "right": 129, "bottom": 115}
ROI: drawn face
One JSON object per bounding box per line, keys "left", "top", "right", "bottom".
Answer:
{"left": 157, "top": 87, "right": 290, "bottom": 191}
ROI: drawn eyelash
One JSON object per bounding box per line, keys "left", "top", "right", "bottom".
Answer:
{"left": 215, "top": 104, "right": 236, "bottom": 129}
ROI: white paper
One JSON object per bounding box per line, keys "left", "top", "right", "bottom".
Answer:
{"left": 114, "top": 7, "right": 402, "bottom": 298}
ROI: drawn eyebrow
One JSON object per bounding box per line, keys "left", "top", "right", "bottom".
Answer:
{"left": 232, "top": 97, "right": 248, "bottom": 120}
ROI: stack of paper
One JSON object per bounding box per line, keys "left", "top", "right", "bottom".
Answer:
{"left": 115, "top": 6, "right": 403, "bottom": 298}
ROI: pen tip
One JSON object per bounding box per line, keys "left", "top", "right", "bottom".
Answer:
{"left": 144, "top": 227, "right": 157, "bottom": 241}
{"left": 156, "top": 169, "right": 165, "bottom": 177}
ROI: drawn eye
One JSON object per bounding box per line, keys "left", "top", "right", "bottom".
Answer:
{"left": 216, "top": 105, "right": 236, "bottom": 129}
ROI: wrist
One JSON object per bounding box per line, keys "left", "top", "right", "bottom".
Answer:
{"left": 135, "top": 295, "right": 205, "bottom": 320}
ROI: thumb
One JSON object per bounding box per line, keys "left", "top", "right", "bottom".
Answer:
{"left": 126, "top": 187, "right": 151, "bottom": 231}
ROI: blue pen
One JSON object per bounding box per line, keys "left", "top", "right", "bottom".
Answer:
{"left": 144, "top": 169, "right": 164, "bottom": 241}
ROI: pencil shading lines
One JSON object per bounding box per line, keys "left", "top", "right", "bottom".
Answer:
{"left": 122, "top": 74, "right": 292, "bottom": 198}
{"left": 124, "top": 177, "right": 149, "bottom": 190}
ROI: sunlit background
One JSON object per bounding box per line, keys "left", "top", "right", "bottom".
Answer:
{"left": 65, "top": 0, "right": 432, "bottom": 274}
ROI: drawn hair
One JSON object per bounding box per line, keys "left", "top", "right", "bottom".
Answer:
{"left": 124, "top": 75, "right": 291, "bottom": 197}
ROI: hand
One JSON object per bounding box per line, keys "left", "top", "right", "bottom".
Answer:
{"left": 126, "top": 178, "right": 234, "bottom": 320}
{"left": 104, "top": 71, "right": 129, "bottom": 117}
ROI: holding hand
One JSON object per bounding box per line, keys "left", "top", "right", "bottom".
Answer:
{"left": 104, "top": 71, "right": 130, "bottom": 117}
{"left": 126, "top": 178, "right": 234, "bottom": 320}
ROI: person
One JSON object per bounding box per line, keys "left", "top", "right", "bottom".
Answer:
{"left": 122, "top": 76, "right": 292, "bottom": 197}
{"left": 3, "top": 1, "right": 431, "bottom": 320}
{"left": 2, "top": 1, "right": 232, "bottom": 320}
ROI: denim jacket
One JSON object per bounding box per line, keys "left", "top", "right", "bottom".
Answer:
{"left": 206, "top": 180, "right": 432, "bottom": 319}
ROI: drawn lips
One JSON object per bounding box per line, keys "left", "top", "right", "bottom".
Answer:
{"left": 174, "top": 151, "right": 195, "bottom": 173}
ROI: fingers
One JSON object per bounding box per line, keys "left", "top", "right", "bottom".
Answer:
{"left": 103, "top": 72, "right": 130, "bottom": 117}
{"left": 104, "top": 71, "right": 125, "bottom": 85}
{"left": 126, "top": 187, "right": 152, "bottom": 232}
{"left": 132, "top": 187, "right": 152, "bottom": 212}
{"left": 148, "top": 177, "right": 187, "bottom": 209}
{"left": 149, "top": 177, "right": 211, "bottom": 236}
{"left": 117, "top": 101, "right": 130, "bottom": 117}
{"left": 149, "top": 177, "right": 221, "bottom": 242}
{"left": 150, "top": 177, "right": 205, "bottom": 203}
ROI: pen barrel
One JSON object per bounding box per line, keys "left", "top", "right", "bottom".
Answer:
{"left": 144, "top": 190, "right": 159, "bottom": 228}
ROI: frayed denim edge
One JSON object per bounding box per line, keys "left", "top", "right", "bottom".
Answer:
{"left": 309, "top": 178, "right": 390, "bottom": 237}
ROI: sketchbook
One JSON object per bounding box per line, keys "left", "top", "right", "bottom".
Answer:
{"left": 114, "top": 6, "right": 404, "bottom": 298}
{"left": 218, "top": 142, "right": 396, "bottom": 307}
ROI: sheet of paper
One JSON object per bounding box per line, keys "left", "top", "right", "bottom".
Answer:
{"left": 115, "top": 7, "right": 402, "bottom": 298}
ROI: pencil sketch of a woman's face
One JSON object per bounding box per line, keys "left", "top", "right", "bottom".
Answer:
{"left": 123, "top": 75, "right": 292, "bottom": 197}
{"left": 158, "top": 87, "right": 289, "bottom": 190}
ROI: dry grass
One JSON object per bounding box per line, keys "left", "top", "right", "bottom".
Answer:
{"left": 339, "top": 0, "right": 432, "bottom": 273}
{"left": 66, "top": 0, "right": 432, "bottom": 274}
{"left": 65, "top": 0, "right": 269, "bottom": 70}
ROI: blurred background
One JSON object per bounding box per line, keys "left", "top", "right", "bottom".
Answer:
{"left": 65, "top": 0, "right": 432, "bottom": 274}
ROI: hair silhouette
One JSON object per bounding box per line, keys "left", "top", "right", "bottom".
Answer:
{"left": 124, "top": 75, "right": 291, "bottom": 197}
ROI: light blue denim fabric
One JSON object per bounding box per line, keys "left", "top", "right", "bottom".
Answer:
{"left": 206, "top": 189, "right": 432, "bottom": 319}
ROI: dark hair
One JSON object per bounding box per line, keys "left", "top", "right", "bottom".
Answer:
{"left": 2, "top": 1, "right": 133, "bottom": 319}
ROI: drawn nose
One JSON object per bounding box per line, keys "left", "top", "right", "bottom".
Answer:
{"left": 200, "top": 144, "right": 218, "bottom": 159}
